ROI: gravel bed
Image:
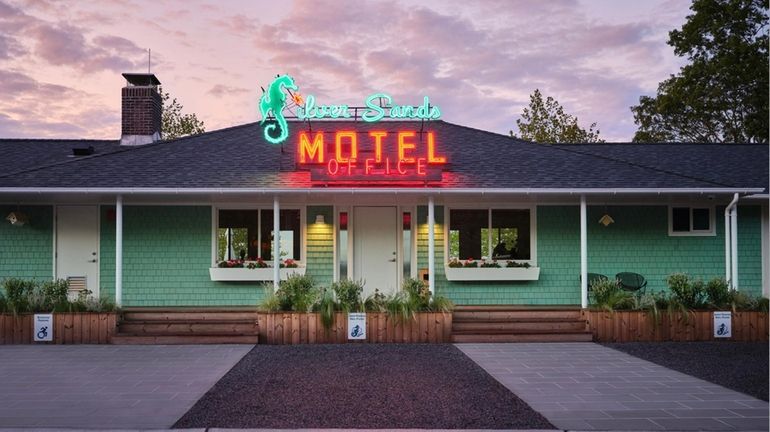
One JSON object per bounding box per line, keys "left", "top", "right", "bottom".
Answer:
{"left": 174, "top": 344, "right": 554, "bottom": 429}
{"left": 605, "top": 342, "right": 768, "bottom": 401}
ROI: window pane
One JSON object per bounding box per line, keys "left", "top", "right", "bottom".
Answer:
{"left": 672, "top": 207, "right": 690, "bottom": 232}
{"left": 260, "top": 209, "right": 301, "bottom": 260}
{"left": 218, "top": 210, "right": 257, "bottom": 260}
{"left": 692, "top": 208, "right": 710, "bottom": 231}
{"left": 491, "top": 209, "right": 531, "bottom": 260}
{"left": 449, "top": 209, "right": 487, "bottom": 260}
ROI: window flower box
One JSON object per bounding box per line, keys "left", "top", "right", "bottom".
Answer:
{"left": 209, "top": 266, "right": 306, "bottom": 282}
{"left": 443, "top": 265, "right": 540, "bottom": 281}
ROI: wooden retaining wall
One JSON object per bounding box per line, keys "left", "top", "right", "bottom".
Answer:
{"left": 583, "top": 310, "right": 769, "bottom": 342}
{"left": 0, "top": 313, "right": 117, "bottom": 344}
{"left": 257, "top": 312, "right": 452, "bottom": 344}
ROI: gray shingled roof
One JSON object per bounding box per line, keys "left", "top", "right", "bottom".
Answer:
{"left": 0, "top": 139, "right": 120, "bottom": 178}
{"left": 0, "top": 121, "right": 765, "bottom": 191}
{"left": 553, "top": 143, "right": 769, "bottom": 193}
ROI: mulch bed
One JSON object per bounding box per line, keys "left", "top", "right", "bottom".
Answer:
{"left": 173, "top": 344, "right": 555, "bottom": 429}
{"left": 605, "top": 342, "right": 769, "bottom": 401}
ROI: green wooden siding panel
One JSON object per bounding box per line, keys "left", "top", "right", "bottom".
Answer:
{"left": 100, "top": 206, "right": 265, "bottom": 306}
{"left": 306, "top": 206, "right": 334, "bottom": 286}
{"left": 417, "top": 205, "right": 763, "bottom": 305}
{"left": 0, "top": 205, "right": 53, "bottom": 282}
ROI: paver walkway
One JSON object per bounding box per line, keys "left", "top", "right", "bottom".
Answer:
{"left": 0, "top": 345, "right": 252, "bottom": 429}
{"left": 457, "top": 343, "right": 769, "bottom": 431}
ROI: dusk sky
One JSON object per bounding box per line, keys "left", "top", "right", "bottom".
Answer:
{"left": 0, "top": 0, "right": 692, "bottom": 142}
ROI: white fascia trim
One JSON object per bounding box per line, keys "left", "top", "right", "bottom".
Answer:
{"left": 0, "top": 187, "right": 764, "bottom": 195}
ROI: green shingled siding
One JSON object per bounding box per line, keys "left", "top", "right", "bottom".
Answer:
{"left": 305, "top": 206, "right": 334, "bottom": 286}
{"left": 0, "top": 205, "right": 53, "bottom": 282}
{"left": 418, "top": 205, "right": 764, "bottom": 305}
{"left": 99, "top": 206, "right": 265, "bottom": 306}
{"left": 587, "top": 205, "right": 762, "bottom": 296}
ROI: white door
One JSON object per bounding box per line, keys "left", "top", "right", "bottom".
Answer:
{"left": 354, "top": 206, "right": 398, "bottom": 296}
{"left": 56, "top": 206, "right": 99, "bottom": 297}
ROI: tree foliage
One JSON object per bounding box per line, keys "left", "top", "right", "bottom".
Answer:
{"left": 160, "top": 88, "right": 205, "bottom": 140}
{"left": 511, "top": 89, "right": 603, "bottom": 143}
{"left": 631, "top": 0, "right": 768, "bottom": 143}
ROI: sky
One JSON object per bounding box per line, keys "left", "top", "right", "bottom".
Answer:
{"left": 0, "top": 0, "right": 693, "bottom": 142}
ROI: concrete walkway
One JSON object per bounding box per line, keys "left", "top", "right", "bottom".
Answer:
{"left": 457, "top": 342, "right": 769, "bottom": 431}
{"left": 0, "top": 345, "right": 253, "bottom": 429}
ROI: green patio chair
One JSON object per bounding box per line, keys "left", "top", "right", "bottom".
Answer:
{"left": 615, "top": 272, "right": 647, "bottom": 294}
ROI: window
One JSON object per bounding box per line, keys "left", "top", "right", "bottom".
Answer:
{"left": 217, "top": 209, "right": 301, "bottom": 262}
{"left": 449, "top": 208, "right": 532, "bottom": 261}
{"left": 669, "top": 206, "right": 714, "bottom": 236}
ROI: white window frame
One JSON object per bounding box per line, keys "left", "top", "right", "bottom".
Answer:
{"left": 212, "top": 205, "right": 306, "bottom": 266}
{"left": 668, "top": 205, "right": 715, "bottom": 237}
{"left": 444, "top": 205, "right": 537, "bottom": 266}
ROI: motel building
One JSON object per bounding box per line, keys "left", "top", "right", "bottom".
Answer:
{"left": 0, "top": 73, "right": 768, "bottom": 343}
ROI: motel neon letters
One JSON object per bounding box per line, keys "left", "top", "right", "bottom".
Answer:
{"left": 298, "top": 130, "right": 446, "bottom": 182}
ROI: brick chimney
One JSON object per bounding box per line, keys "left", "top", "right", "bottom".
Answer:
{"left": 120, "top": 73, "right": 162, "bottom": 146}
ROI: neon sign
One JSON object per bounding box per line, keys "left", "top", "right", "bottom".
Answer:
{"left": 297, "top": 94, "right": 441, "bottom": 122}
{"left": 297, "top": 130, "right": 447, "bottom": 182}
{"left": 258, "top": 76, "right": 441, "bottom": 145}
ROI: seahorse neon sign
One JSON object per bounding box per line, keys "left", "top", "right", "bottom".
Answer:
{"left": 258, "top": 76, "right": 441, "bottom": 145}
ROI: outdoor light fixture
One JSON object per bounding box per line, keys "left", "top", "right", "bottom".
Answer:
{"left": 6, "top": 211, "right": 29, "bottom": 226}
{"left": 598, "top": 204, "right": 614, "bottom": 227}
{"left": 315, "top": 214, "right": 325, "bottom": 224}
{"left": 598, "top": 214, "right": 615, "bottom": 226}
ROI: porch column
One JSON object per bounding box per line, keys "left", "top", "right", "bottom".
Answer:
{"left": 273, "top": 196, "right": 280, "bottom": 291}
{"left": 115, "top": 195, "right": 123, "bottom": 307}
{"left": 725, "top": 193, "right": 739, "bottom": 289}
{"left": 580, "top": 195, "right": 588, "bottom": 308}
{"left": 428, "top": 196, "right": 435, "bottom": 294}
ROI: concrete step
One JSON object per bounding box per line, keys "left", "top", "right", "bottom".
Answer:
{"left": 453, "top": 310, "right": 583, "bottom": 320}
{"left": 111, "top": 334, "right": 259, "bottom": 345}
{"left": 451, "top": 332, "right": 593, "bottom": 343}
{"left": 452, "top": 320, "right": 587, "bottom": 332}
{"left": 118, "top": 320, "right": 258, "bottom": 335}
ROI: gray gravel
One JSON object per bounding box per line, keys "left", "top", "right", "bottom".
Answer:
{"left": 173, "top": 344, "right": 555, "bottom": 429}
{"left": 605, "top": 341, "right": 769, "bottom": 401}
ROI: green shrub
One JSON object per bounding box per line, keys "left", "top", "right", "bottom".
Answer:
{"left": 429, "top": 294, "right": 454, "bottom": 313}
{"left": 276, "top": 274, "right": 319, "bottom": 312}
{"left": 40, "top": 279, "right": 69, "bottom": 310}
{"left": 385, "top": 291, "right": 417, "bottom": 322}
{"left": 258, "top": 283, "right": 281, "bottom": 311}
{"left": 331, "top": 279, "right": 364, "bottom": 312}
{"left": 403, "top": 278, "right": 430, "bottom": 310}
{"left": 364, "top": 289, "right": 387, "bottom": 312}
{"left": 316, "top": 288, "right": 336, "bottom": 329}
{"left": 590, "top": 278, "right": 631, "bottom": 310}
{"left": 3, "top": 278, "right": 36, "bottom": 314}
{"left": 704, "top": 277, "right": 731, "bottom": 308}
{"left": 666, "top": 273, "right": 706, "bottom": 309}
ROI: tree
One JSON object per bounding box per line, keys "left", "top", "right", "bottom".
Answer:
{"left": 160, "top": 88, "right": 205, "bottom": 140}
{"left": 631, "top": 0, "right": 768, "bottom": 143}
{"left": 510, "top": 89, "right": 603, "bottom": 143}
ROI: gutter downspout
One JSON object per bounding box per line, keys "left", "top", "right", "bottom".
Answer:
{"left": 725, "top": 193, "right": 739, "bottom": 289}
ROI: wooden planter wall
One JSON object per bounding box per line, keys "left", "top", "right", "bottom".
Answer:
{"left": 584, "top": 310, "right": 769, "bottom": 342}
{"left": 257, "top": 312, "right": 452, "bottom": 344}
{"left": 0, "top": 313, "right": 117, "bottom": 344}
